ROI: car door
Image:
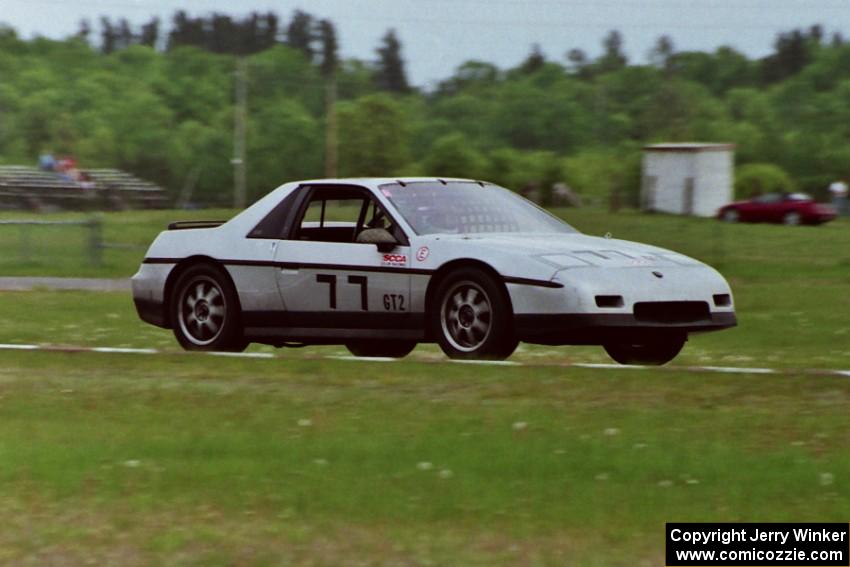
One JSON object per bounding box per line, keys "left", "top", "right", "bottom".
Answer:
{"left": 776, "top": 194, "right": 804, "bottom": 222}
{"left": 763, "top": 194, "right": 788, "bottom": 222}
{"left": 746, "top": 194, "right": 779, "bottom": 222}
{"left": 735, "top": 199, "right": 758, "bottom": 222}
{"left": 273, "top": 184, "right": 413, "bottom": 332}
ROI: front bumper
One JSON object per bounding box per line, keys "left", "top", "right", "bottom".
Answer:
{"left": 515, "top": 311, "right": 737, "bottom": 345}
{"left": 806, "top": 213, "right": 836, "bottom": 224}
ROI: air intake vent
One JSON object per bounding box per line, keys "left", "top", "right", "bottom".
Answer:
{"left": 595, "top": 295, "right": 624, "bottom": 308}
{"left": 713, "top": 294, "right": 731, "bottom": 307}
{"left": 633, "top": 301, "right": 710, "bottom": 324}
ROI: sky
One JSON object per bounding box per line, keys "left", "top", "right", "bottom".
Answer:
{"left": 3, "top": 0, "right": 850, "bottom": 88}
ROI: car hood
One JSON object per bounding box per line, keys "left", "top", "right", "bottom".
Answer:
{"left": 429, "top": 232, "right": 701, "bottom": 268}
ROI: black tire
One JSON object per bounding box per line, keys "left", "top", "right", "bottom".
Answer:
{"left": 603, "top": 335, "right": 686, "bottom": 366}
{"left": 430, "top": 267, "right": 518, "bottom": 360}
{"left": 345, "top": 341, "right": 417, "bottom": 358}
{"left": 722, "top": 209, "right": 739, "bottom": 223}
{"left": 170, "top": 263, "right": 248, "bottom": 352}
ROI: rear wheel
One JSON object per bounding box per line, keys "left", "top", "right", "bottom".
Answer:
{"left": 431, "top": 268, "right": 518, "bottom": 360}
{"left": 722, "top": 209, "right": 739, "bottom": 223}
{"left": 603, "top": 335, "right": 685, "bottom": 366}
{"left": 345, "top": 341, "right": 416, "bottom": 358}
{"left": 171, "top": 264, "right": 247, "bottom": 352}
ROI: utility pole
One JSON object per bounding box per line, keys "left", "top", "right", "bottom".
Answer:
{"left": 324, "top": 74, "right": 338, "bottom": 178}
{"left": 232, "top": 57, "right": 247, "bottom": 209}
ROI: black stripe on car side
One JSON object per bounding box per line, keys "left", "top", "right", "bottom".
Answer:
{"left": 275, "top": 261, "right": 434, "bottom": 276}
{"left": 243, "top": 311, "right": 424, "bottom": 329}
{"left": 141, "top": 257, "right": 563, "bottom": 288}
{"left": 142, "top": 257, "right": 181, "bottom": 264}
{"left": 142, "top": 257, "right": 429, "bottom": 275}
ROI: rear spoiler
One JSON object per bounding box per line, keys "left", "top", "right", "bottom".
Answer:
{"left": 167, "top": 220, "right": 226, "bottom": 230}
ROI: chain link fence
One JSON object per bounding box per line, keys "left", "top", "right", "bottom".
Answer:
{"left": 0, "top": 217, "right": 105, "bottom": 270}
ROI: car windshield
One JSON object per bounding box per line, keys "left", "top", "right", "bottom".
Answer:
{"left": 378, "top": 181, "right": 578, "bottom": 235}
{"left": 787, "top": 192, "right": 811, "bottom": 201}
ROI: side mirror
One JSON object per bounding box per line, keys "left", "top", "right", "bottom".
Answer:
{"left": 356, "top": 228, "right": 398, "bottom": 252}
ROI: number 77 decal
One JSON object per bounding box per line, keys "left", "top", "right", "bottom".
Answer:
{"left": 315, "top": 274, "right": 369, "bottom": 310}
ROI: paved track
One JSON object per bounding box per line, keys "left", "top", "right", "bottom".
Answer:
{"left": 1, "top": 279, "right": 848, "bottom": 378}
{"left": 0, "top": 277, "right": 130, "bottom": 292}
{"left": 1, "top": 342, "right": 848, "bottom": 378}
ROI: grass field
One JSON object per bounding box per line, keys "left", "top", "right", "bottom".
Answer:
{"left": 1, "top": 208, "right": 849, "bottom": 564}
{"left": 1, "top": 351, "right": 848, "bottom": 565}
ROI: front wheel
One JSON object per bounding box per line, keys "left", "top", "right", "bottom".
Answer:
{"left": 170, "top": 264, "right": 247, "bottom": 352}
{"left": 783, "top": 211, "right": 801, "bottom": 226}
{"left": 345, "top": 341, "right": 416, "bottom": 358}
{"left": 431, "top": 268, "right": 518, "bottom": 360}
{"left": 603, "top": 335, "right": 685, "bottom": 366}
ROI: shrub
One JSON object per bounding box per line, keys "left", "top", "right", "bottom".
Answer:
{"left": 734, "top": 163, "right": 794, "bottom": 198}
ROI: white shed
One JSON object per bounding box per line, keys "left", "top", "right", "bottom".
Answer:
{"left": 641, "top": 143, "right": 734, "bottom": 217}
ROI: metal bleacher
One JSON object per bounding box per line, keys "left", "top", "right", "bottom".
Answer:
{"left": 0, "top": 165, "right": 168, "bottom": 211}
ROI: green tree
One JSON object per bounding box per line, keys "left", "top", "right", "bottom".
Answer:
{"left": 139, "top": 17, "right": 159, "bottom": 48}
{"left": 337, "top": 94, "right": 411, "bottom": 176}
{"left": 564, "top": 145, "right": 642, "bottom": 205}
{"left": 248, "top": 45, "right": 324, "bottom": 116}
{"left": 286, "top": 10, "right": 314, "bottom": 61}
{"left": 336, "top": 58, "right": 379, "bottom": 100}
{"left": 437, "top": 61, "right": 500, "bottom": 95}
{"left": 167, "top": 113, "right": 233, "bottom": 204}
{"left": 374, "top": 29, "right": 411, "bottom": 93}
{"left": 565, "top": 48, "right": 592, "bottom": 79}
{"left": 316, "top": 19, "right": 337, "bottom": 77}
{"left": 518, "top": 44, "right": 546, "bottom": 74}
{"left": 423, "top": 132, "right": 487, "bottom": 179}
{"left": 248, "top": 98, "right": 322, "bottom": 199}
{"left": 159, "top": 47, "right": 232, "bottom": 122}
{"left": 491, "top": 71, "right": 592, "bottom": 151}
{"left": 649, "top": 35, "right": 674, "bottom": 72}
{"left": 430, "top": 94, "right": 497, "bottom": 147}
{"left": 597, "top": 30, "right": 627, "bottom": 73}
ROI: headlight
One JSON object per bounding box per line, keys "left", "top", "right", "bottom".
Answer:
{"left": 537, "top": 254, "right": 592, "bottom": 268}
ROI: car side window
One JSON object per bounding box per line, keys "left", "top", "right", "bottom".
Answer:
{"left": 754, "top": 193, "right": 781, "bottom": 204}
{"left": 288, "top": 185, "right": 409, "bottom": 246}
{"left": 247, "top": 188, "right": 302, "bottom": 239}
{"left": 295, "top": 186, "right": 397, "bottom": 243}
{"left": 296, "top": 193, "right": 367, "bottom": 243}
{"left": 361, "top": 199, "right": 408, "bottom": 244}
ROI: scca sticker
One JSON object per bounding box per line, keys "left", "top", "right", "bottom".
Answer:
{"left": 416, "top": 246, "right": 430, "bottom": 262}
{"left": 382, "top": 254, "right": 407, "bottom": 267}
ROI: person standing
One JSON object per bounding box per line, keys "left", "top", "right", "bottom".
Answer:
{"left": 38, "top": 151, "right": 56, "bottom": 172}
{"left": 828, "top": 179, "right": 849, "bottom": 216}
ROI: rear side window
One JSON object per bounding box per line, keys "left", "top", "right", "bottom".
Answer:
{"left": 247, "top": 189, "right": 302, "bottom": 239}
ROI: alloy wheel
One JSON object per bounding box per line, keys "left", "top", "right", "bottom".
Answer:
{"left": 178, "top": 276, "right": 227, "bottom": 346}
{"left": 440, "top": 281, "right": 493, "bottom": 352}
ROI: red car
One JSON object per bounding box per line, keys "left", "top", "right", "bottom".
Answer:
{"left": 718, "top": 193, "right": 837, "bottom": 225}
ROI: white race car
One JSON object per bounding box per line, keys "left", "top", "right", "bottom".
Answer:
{"left": 132, "top": 178, "right": 736, "bottom": 363}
